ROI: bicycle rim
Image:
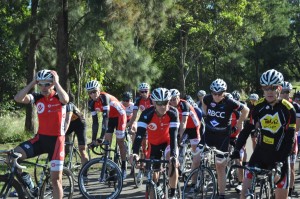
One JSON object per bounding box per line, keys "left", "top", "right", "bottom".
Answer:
{"left": 182, "top": 167, "right": 216, "bottom": 199}
{"left": 146, "top": 183, "right": 157, "bottom": 199}
{"left": 0, "top": 174, "right": 25, "bottom": 199}
{"left": 40, "top": 167, "right": 74, "bottom": 199}
{"left": 78, "top": 158, "right": 123, "bottom": 199}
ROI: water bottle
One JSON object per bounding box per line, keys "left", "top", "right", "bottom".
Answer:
{"left": 21, "top": 172, "right": 34, "bottom": 190}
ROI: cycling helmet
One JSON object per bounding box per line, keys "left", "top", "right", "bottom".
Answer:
{"left": 170, "top": 89, "right": 180, "bottom": 97}
{"left": 210, "top": 79, "right": 227, "bottom": 92}
{"left": 225, "top": 93, "right": 233, "bottom": 99}
{"left": 281, "top": 81, "right": 293, "bottom": 91}
{"left": 249, "top": 93, "right": 259, "bottom": 101}
{"left": 122, "top": 91, "right": 133, "bottom": 101}
{"left": 260, "top": 69, "right": 284, "bottom": 86}
{"left": 36, "top": 69, "right": 53, "bottom": 81}
{"left": 85, "top": 80, "right": 100, "bottom": 91}
{"left": 150, "top": 88, "right": 171, "bottom": 101}
{"left": 197, "top": 90, "right": 206, "bottom": 97}
{"left": 138, "top": 82, "right": 150, "bottom": 91}
{"left": 185, "top": 95, "right": 195, "bottom": 104}
{"left": 231, "top": 90, "right": 241, "bottom": 101}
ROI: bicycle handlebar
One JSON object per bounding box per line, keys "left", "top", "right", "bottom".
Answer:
{"left": 191, "top": 144, "right": 229, "bottom": 157}
{"left": 0, "top": 149, "right": 27, "bottom": 170}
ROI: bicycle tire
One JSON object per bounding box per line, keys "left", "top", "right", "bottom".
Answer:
{"left": 40, "top": 167, "right": 74, "bottom": 199}
{"left": 145, "top": 182, "right": 157, "bottom": 199}
{"left": 258, "top": 180, "right": 270, "bottom": 199}
{"left": 133, "top": 165, "right": 144, "bottom": 188}
{"left": 182, "top": 166, "right": 216, "bottom": 199}
{"left": 0, "top": 174, "right": 25, "bottom": 199}
{"left": 78, "top": 158, "right": 123, "bottom": 199}
{"left": 34, "top": 154, "right": 49, "bottom": 186}
{"left": 66, "top": 147, "right": 82, "bottom": 183}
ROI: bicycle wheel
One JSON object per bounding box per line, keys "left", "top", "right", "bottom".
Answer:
{"left": 258, "top": 180, "right": 270, "bottom": 199}
{"left": 0, "top": 174, "right": 25, "bottom": 199}
{"left": 66, "top": 147, "right": 82, "bottom": 182}
{"left": 145, "top": 183, "right": 157, "bottom": 199}
{"left": 78, "top": 158, "right": 123, "bottom": 199}
{"left": 34, "top": 154, "right": 49, "bottom": 186}
{"left": 182, "top": 167, "right": 216, "bottom": 199}
{"left": 40, "top": 167, "right": 74, "bottom": 199}
{"left": 133, "top": 164, "right": 144, "bottom": 188}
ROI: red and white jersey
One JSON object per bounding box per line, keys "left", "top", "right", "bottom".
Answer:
{"left": 175, "top": 99, "right": 200, "bottom": 128}
{"left": 29, "top": 91, "right": 66, "bottom": 136}
{"left": 122, "top": 101, "right": 134, "bottom": 121}
{"left": 89, "top": 92, "right": 126, "bottom": 118}
{"left": 133, "top": 96, "right": 153, "bottom": 112}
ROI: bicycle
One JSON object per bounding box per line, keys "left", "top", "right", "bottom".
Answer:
{"left": 77, "top": 140, "right": 123, "bottom": 199}
{"left": 0, "top": 149, "right": 74, "bottom": 199}
{"left": 178, "top": 133, "right": 193, "bottom": 182}
{"left": 227, "top": 162, "right": 283, "bottom": 199}
{"left": 132, "top": 156, "right": 181, "bottom": 199}
{"left": 182, "top": 144, "right": 230, "bottom": 199}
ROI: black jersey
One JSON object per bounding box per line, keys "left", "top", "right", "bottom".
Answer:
{"left": 66, "top": 102, "right": 85, "bottom": 123}
{"left": 203, "top": 94, "right": 242, "bottom": 132}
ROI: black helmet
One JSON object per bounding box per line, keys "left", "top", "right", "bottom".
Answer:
{"left": 122, "top": 92, "right": 133, "bottom": 101}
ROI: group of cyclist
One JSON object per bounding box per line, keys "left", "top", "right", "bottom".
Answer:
{"left": 11, "top": 68, "right": 299, "bottom": 199}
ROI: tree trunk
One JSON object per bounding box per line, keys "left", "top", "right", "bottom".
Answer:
{"left": 25, "top": 0, "right": 39, "bottom": 133}
{"left": 56, "top": 0, "right": 69, "bottom": 91}
{"left": 179, "top": 25, "right": 188, "bottom": 97}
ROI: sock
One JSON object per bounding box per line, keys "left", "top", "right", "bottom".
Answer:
{"left": 288, "top": 187, "right": 293, "bottom": 196}
{"left": 170, "top": 188, "right": 176, "bottom": 196}
{"left": 121, "top": 161, "right": 126, "bottom": 170}
{"left": 219, "top": 194, "right": 225, "bottom": 199}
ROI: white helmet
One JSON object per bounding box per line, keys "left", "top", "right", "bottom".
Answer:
{"left": 231, "top": 90, "right": 240, "bottom": 101}
{"left": 260, "top": 69, "right": 283, "bottom": 86}
{"left": 138, "top": 82, "right": 150, "bottom": 91}
{"left": 36, "top": 69, "right": 53, "bottom": 81}
{"left": 225, "top": 93, "right": 233, "bottom": 99}
{"left": 170, "top": 89, "right": 180, "bottom": 97}
{"left": 150, "top": 88, "right": 171, "bottom": 101}
{"left": 197, "top": 90, "right": 206, "bottom": 97}
{"left": 86, "top": 80, "right": 100, "bottom": 91}
{"left": 281, "top": 81, "right": 293, "bottom": 91}
{"left": 210, "top": 79, "right": 227, "bottom": 92}
{"left": 249, "top": 93, "right": 259, "bottom": 101}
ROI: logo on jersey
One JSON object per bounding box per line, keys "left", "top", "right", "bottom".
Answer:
{"left": 207, "top": 109, "right": 225, "bottom": 118}
{"left": 60, "top": 151, "right": 65, "bottom": 157}
{"left": 210, "top": 103, "right": 216, "bottom": 107}
{"left": 23, "top": 144, "right": 31, "bottom": 149}
{"left": 148, "top": 123, "right": 157, "bottom": 131}
{"left": 210, "top": 119, "right": 220, "bottom": 127}
{"left": 140, "top": 105, "right": 146, "bottom": 111}
{"left": 37, "top": 102, "right": 45, "bottom": 114}
{"left": 260, "top": 113, "right": 281, "bottom": 133}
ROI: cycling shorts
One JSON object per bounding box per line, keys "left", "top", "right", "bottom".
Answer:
{"left": 66, "top": 118, "right": 87, "bottom": 145}
{"left": 184, "top": 127, "right": 200, "bottom": 146}
{"left": 107, "top": 117, "right": 126, "bottom": 139}
{"left": 19, "top": 134, "right": 65, "bottom": 171}
{"left": 200, "top": 130, "right": 230, "bottom": 152}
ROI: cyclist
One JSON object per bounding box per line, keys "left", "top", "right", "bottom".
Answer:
{"left": 246, "top": 93, "right": 260, "bottom": 149}
{"left": 230, "top": 90, "right": 247, "bottom": 193}
{"left": 127, "top": 82, "right": 152, "bottom": 160}
{"left": 130, "top": 88, "right": 179, "bottom": 199}
{"left": 232, "top": 69, "right": 296, "bottom": 199}
{"left": 201, "top": 79, "right": 249, "bottom": 199}
{"left": 86, "top": 80, "right": 128, "bottom": 178}
{"left": 14, "top": 69, "right": 69, "bottom": 198}
{"left": 169, "top": 89, "right": 201, "bottom": 176}
{"left": 196, "top": 89, "right": 206, "bottom": 113}
{"left": 279, "top": 81, "right": 300, "bottom": 198}
{"left": 64, "top": 94, "right": 89, "bottom": 166}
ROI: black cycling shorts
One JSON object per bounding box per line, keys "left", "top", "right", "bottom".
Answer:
{"left": 66, "top": 118, "right": 87, "bottom": 145}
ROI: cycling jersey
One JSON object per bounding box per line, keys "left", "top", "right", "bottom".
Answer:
{"left": 230, "top": 110, "right": 240, "bottom": 138}
{"left": 122, "top": 101, "right": 134, "bottom": 121}
{"left": 29, "top": 91, "right": 66, "bottom": 136}
{"left": 133, "top": 96, "right": 153, "bottom": 111}
{"left": 175, "top": 99, "right": 200, "bottom": 128}
{"left": 236, "top": 98, "right": 296, "bottom": 162}
{"left": 66, "top": 102, "right": 85, "bottom": 122}
{"left": 132, "top": 106, "right": 180, "bottom": 157}
{"left": 203, "top": 95, "right": 242, "bottom": 132}
{"left": 88, "top": 92, "right": 126, "bottom": 140}
{"left": 291, "top": 100, "right": 300, "bottom": 154}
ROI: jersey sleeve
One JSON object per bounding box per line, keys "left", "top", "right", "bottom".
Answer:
{"left": 168, "top": 107, "right": 180, "bottom": 157}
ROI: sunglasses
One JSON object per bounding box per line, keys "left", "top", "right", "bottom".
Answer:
{"left": 140, "top": 90, "right": 148, "bottom": 94}
{"left": 38, "top": 82, "right": 52, "bottom": 87}
{"left": 281, "top": 90, "right": 290, "bottom": 94}
{"left": 88, "top": 90, "right": 97, "bottom": 95}
{"left": 211, "top": 91, "right": 224, "bottom": 96}
{"left": 262, "top": 86, "right": 279, "bottom": 91}
{"left": 156, "top": 101, "right": 169, "bottom": 106}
